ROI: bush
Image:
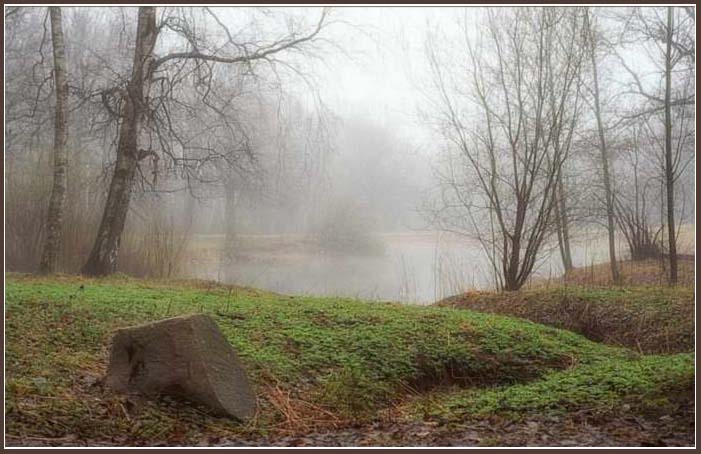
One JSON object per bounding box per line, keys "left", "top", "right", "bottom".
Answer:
{"left": 311, "top": 200, "right": 385, "bottom": 255}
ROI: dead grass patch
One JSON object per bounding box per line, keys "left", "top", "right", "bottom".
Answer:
{"left": 438, "top": 284, "right": 693, "bottom": 354}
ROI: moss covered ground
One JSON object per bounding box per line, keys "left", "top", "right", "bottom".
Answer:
{"left": 4, "top": 273, "right": 695, "bottom": 446}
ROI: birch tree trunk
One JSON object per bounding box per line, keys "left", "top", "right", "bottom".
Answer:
{"left": 39, "top": 6, "right": 68, "bottom": 274}
{"left": 81, "top": 7, "right": 158, "bottom": 276}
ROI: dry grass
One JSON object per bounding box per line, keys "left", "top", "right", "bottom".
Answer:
{"left": 558, "top": 257, "right": 695, "bottom": 288}
{"left": 441, "top": 257, "right": 695, "bottom": 354}
{"left": 437, "top": 284, "right": 694, "bottom": 354}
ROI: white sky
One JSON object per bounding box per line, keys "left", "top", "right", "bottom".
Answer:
{"left": 306, "top": 6, "right": 674, "bottom": 145}
{"left": 317, "top": 8, "right": 467, "bottom": 142}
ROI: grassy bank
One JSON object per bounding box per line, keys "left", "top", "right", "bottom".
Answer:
{"left": 4, "top": 273, "right": 695, "bottom": 446}
{"left": 438, "top": 285, "right": 694, "bottom": 354}
{"left": 413, "top": 352, "right": 693, "bottom": 419}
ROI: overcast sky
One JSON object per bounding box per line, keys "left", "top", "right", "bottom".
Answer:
{"left": 317, "top": 8, "right": 465, "bottom": 143}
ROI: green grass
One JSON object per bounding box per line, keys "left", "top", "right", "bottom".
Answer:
{"left": 4, "top": 273, "right": 694, "bottom": 446}
{"left": 416, "top": 353, "right": 693, "bottom": 421}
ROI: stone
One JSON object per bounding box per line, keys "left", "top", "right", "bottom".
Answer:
{"left": 104, "top": 314, "right": 256, "bottom": 420}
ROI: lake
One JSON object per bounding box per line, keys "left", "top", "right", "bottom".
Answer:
{"left": 183, "top": 227, "right": 687, "bottom": 304}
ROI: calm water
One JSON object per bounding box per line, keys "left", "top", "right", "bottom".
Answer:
{"left": 184, "top": 230, "right": 633, "bottom": 304}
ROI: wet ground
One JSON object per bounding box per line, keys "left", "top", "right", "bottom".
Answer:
{"left": 8, "top": 409, "right": 694, "bottom": 447}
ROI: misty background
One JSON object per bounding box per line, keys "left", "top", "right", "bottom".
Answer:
{"left": 5, "top": 6, "right": 695, "bottom": 302}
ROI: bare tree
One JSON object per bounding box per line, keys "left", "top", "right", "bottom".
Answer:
{"left": 614, "top": 123, "right": 663, "bottom": 261}
{"left": 81, "top": 6, "right": 330, "bottom": 276}
{"left": 80, "top": 7, "right": 160, "bottom": 276}
{"left": 425, "top": 7, "right": 585, "bottom": 291}
{"left": 615, "top": 6, "right": 696, "bottom": 284}
{"left": 553, "top": 175, "right": 573, "bottom": 272}
{"left": 550, "top": 61, "right": 582, "bottom": 274}
{"left": 663, "top": 6, "right": 677, "bottom": 282}
{"left": 38, "top": 7, "right": 68, "bottom": 274}
{"left": 583, "top": 8, "right": 621, "bottom": 284}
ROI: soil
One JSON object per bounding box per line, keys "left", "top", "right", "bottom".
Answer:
{"left": 221, "top": 400, "right": 695, "bottom": 447}
{"left": 7, "top": 398, "right": 694, "bottom": 448}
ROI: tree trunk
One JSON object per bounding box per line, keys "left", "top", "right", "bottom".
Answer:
{"left": 81, "top": 7, "right": 158, "bottom": 276}
{"left": 39, "top": 7, "right": 68, "bottom": 274}
{"left": 504, "top": 215, "right": 522, "bottom": 291}
{"left": 664, "top": 6, "right": 678, "bottom": 284}
{"left": 555, "top": 177, "right": 573, "bottom": 273}
{"left": 585, "top": 9, "right": 621, "bottom": 284}
{"left": 223, "top": 177, "right": 238, "bottom": 258}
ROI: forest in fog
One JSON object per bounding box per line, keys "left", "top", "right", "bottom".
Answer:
{"left": 4, "top": 5, "right": 697, "bottom": 449}
{"left": 5, "top": 6, "right": 695, "bottom": 294}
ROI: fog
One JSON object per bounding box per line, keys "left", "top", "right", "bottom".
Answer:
{"left": 5, "top": 6, "right": 695, "bottom": 301}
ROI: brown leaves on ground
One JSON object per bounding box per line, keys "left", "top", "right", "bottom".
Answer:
{"left": 201, "top": 403, "right": 696, "bottom": 447}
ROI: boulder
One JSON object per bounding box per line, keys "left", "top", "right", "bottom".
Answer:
{"left": 104, "top": 314, "right": 256, "bottom": 420}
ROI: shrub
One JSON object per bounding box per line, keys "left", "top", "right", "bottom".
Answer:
{"left": 311, "top": 199, "right": 385, "bottom": 255}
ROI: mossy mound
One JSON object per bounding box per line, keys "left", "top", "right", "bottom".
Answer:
{"left": 417, "top": 352, "right": 693, "bottom": 421}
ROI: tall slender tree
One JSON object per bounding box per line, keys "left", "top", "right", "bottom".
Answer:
{"left": 615, "top": 6, "right": 695, "bottom": 284}
{"left": 583, "top": 8, "right": 621, "bottom": 284}
{"left": 554, "top": 177, "right": 574, "bottom": 272}
{"left": 663, "top": 6, "right": 677, "bottom": 284}
{"left": 39, "top": 6, "right": 69, "bottom": 274}
{"left": 81, "top": 7, "right": 159, "bottom": 276}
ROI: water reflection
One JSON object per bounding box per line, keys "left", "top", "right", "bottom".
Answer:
{"left": 185, "top": 230, "right": 629, "bottom": 304}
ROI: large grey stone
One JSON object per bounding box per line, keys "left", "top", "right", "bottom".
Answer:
{"left": 104, "top": 314, "right": 256, "bottom": 420}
